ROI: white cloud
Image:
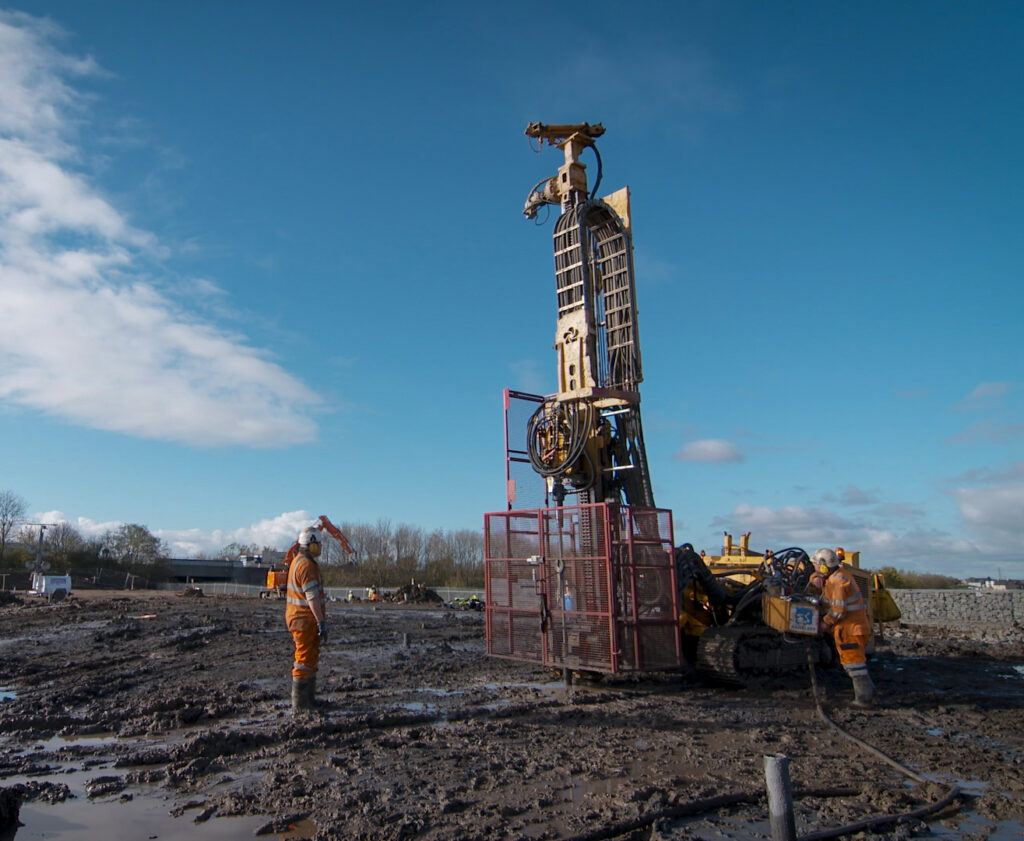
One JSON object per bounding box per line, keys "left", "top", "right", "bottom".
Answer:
{"left": 824, "top": 484, "right": 878, "bottom": 506}
{"left": 30, "top": 510, "right": 123, "bottom": 540}
{"left": 156, "top": 510, "right": 315, "bottom": 557}
{"left": 675, "top": 438, "right": 743, "bottom": 463}
{"left": 34, "top": 508, "right": 314, "bottom": 557}
{"left": 0, "top": 12, "right": 319, "bottom": 447}
{"left": 711, "top": 502, "right": 855, "bottom": 547}
{"left": 707, "top": 497, "right": 1022, "bottom": 579}
{"left": 951, "top": 482, "right": 1024, "bottom": 543}
{"left": 955, "top": 381, "right": 1013, "bottom": 411}
{"left": 946, "top": 420, "right": 1024, "bottom": 446}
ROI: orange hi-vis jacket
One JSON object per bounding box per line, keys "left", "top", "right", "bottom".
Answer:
{"left": 822, "top": 565, "right": 871, "bottom": 677}
{"left": 285, "top": 551, "right": 324, "bottom": 622}
{"left": 821, "top": 566, "right": 869, "bottom": 631}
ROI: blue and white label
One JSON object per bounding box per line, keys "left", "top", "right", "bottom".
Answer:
{"left": 790, "top": 605, "right": 817, "bottom": 634}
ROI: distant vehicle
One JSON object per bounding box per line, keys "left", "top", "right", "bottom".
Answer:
{"left": 30, "top": 572, "right": 71, "bottom": 602}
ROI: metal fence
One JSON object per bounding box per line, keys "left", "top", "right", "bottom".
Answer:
{"left": 155, "top": 581, "right": 482, "bottom": 603}
{"left": 0, "top": 568, "right": 163, "bottom": 592}
{"left": 0, "top": 569, "right": 483, "bottom": 607}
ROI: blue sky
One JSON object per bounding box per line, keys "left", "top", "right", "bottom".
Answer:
{"left": 0, "top": 2, "right": 1020, "bottom": 577}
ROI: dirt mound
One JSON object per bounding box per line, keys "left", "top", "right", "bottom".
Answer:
{"left": 382, "top": 581, "right": 442, "bottom": 603}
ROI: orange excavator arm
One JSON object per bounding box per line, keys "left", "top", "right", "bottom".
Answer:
{"left": 280, "top": 515, "right": 356, "bottom": 572}
{"left": 316, "top": 515, "right": 356, "bottom": 555}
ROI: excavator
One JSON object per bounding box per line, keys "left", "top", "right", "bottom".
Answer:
{"left": 262, "top": 515, "right": 355, "bottom": 597}
{"left": 483, "top": 123, "right": 899, "bottom": 683}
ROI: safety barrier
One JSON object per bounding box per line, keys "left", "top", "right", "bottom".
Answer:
{"left": 889, "top": 588, "right": 1024, "bottom": 628}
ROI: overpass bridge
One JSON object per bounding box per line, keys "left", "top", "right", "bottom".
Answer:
{"left": 169, "top": 556, "right": 280, "bottom": 586}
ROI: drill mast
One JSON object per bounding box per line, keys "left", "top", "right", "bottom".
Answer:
{"left": 522, "top": 123, "right": 653, "bottom": 509}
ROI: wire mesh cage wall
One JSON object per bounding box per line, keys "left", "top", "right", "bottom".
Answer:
{"left": 502, "top": 389, "right": 549, "bottom": 511}
{"left": 484, "top": 503, "right": 681, "bottom": 675}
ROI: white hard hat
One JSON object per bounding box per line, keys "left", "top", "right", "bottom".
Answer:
{"left": 813, "top": 548, "right": 839, "bottom": 569}
{"left": 298, "top": 527, "right": 321, "bottom": 547}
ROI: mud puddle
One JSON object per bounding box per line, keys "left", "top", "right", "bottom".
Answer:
{"left": 10, "top": 794, "right": 266, "bottom": 841}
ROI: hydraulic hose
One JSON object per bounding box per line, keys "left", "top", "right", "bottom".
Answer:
{"left": 586, "top": 143, "right": 603, "bottom": 200}
{"left": 555, "top": 656, "right": 966, "bottom": 841}
{"left": 726, "top": 580, "right": 763, "bottom": 623}
{"left": 800, "top": 649, "right": 962, "bottom": 840}
{"left": 526, "top": 400, "right": 593, "bottom": 480}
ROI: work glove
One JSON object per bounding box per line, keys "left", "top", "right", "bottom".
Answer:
{"left": 317, "top": 621, "right": 329, "bottom": 644}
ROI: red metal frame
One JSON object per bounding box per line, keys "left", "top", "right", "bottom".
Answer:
{"left": 503, "top": 389, "right": 545, "bottom": 510}
{"left": 484, "top": 503, "right": 681, "bottom": 675}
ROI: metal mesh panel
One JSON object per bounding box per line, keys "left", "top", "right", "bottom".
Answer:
{"left": 485, "top": 503, "right": 680, "bottom": 674}
{"left": 503, "top": 390, "right": 549, "bottom": 511}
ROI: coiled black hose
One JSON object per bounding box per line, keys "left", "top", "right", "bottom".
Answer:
{"left": 526, "top": 400, "right": 593, "bottom": 479}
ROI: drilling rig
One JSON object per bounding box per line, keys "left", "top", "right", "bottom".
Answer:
{"left": 484, "top": 123, "right": 681, "bottom": 677}
{"left": 484, "top": 123, "right": 898, "bottom": 683}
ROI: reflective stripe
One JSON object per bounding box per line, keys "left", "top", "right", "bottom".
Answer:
{"left": 293, "top": 662, "right": 314, "bottom": 673}
{"left": 827, "top": 595, "right": 864, "bottom": 609}
{"left": 302, "top": 582, "right": 322, "bottom": 598}
{"left": 286, "top": 595, "right": 306, "bottom": 607}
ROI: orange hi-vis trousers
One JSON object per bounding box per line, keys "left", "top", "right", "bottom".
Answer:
{"left": 287, "top": 613, "right": 320, "bottom": 680}
{"left": 285, "top": 553, "right": 324, "bottom": 680}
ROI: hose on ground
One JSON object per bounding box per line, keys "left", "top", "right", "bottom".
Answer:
{"left": 557, "top": 787, "right": 861, "bottom": 841}
{"left": 559, "top": 656, "right": 966, "bottom": 841}
{"left": 800, "top": 648, "right": 963, "bottom": 840}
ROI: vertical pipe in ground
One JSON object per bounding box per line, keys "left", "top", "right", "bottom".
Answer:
{"left": 764, "top": 753, "right": 797, "bottom": 841}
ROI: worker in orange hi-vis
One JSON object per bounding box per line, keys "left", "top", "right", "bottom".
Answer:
{"left": 814, "top": 547, "right": 875, "bottom": 708}
{"left": 286, "top": 527, "right": 328, "bottom": 711}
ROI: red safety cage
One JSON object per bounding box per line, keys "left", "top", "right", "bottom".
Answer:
{"left": 484, "top": 503, "right": 682, "bottom": 675}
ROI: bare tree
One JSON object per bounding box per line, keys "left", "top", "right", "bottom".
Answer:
{"left": 218, "top": 542, "right": 262, "bottom": 559}
{"left": 46, "top": 522, "right": 85, "bottom": 566}
{"left": 0, "top": 490, "right": 28, "bottom": 564}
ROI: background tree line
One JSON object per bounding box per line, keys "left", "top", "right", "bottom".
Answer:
{"left": 6, "top": 487, "right": 972, "bottom": 593}
{"left": 0, "top": 490, "right": 484, "bottom": 589}
{"left": 1, "top": 489, "right": 172, "bottom": 580}
{"left": 875, "top": 567, "right": 964, "bottom": 590}
{"left": 216, "top": 519, "right": 484, "bottom": 589}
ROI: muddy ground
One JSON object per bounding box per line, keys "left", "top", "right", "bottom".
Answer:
{"left": 0, "top": 590, "right": 1022, "bottom": 841}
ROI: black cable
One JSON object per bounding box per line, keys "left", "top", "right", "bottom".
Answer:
{"left": 526, "top": 401, "right": 592, "bottom": 478}
{"left": 727, "top": 580, "right": 763, "bottom": 623}
{"left": 802, "top": 649, "right": 963, "bottom": 840}
{"left": 587, "top": 143, "right": 603, "bottom": 199}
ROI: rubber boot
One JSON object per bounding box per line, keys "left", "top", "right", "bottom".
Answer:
{"left": 291, "top": 678, "right": 314, "bottom": 712}
{"left": 851, "top": 674, "right": 875, "bottom": 708}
